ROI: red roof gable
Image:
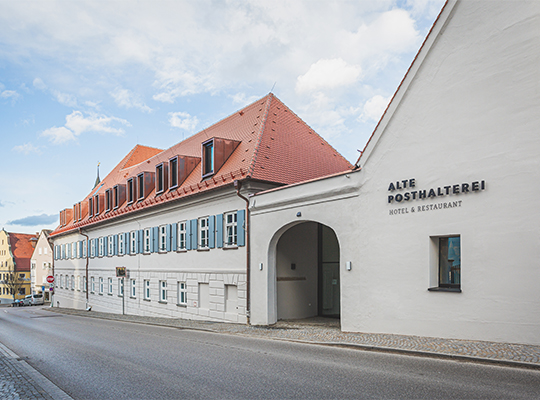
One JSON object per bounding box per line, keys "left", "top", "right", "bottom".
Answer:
{"left": 9, "top": 232, "right": 36, "bottom": 272}
{"left": 50, "top": 94, "right": 351, "bottom": 237}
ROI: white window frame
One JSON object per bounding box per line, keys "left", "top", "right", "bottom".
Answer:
{"left": 224, "top": 211, "right": 238, "bottom": 247}
{"left": 198, "top": 217, "right": 209, "bottom": 249}
{"left": 108, "top": 235, "right": 114, "bottom": 257}
{"left": 118, "top": 279, "right": 124, "bottom": 297}
{"left": 177, "top": 282, "right": 187, "bottom": 306}
{"left": 99, "top": 277, "right": 104, "bottom": 294}
{"left": 177, "top": 221, "right": 187, "bottom": 251}
{"left": 159, "top": 225, "right": 167, "bottom": 252}
{"left": 98, "top": 237, "right": 104, "bottom": 258}
{"left": 159, "top": 280, "right": 167, "bottom": 302}
{"left": 144, "top": 228, "right": 151, "bottom": 253}
{"left": 130, "top": 279, "right": 136, "bottom": 298}
{"left": 130, "top": 231, "right": 137, "bottom": 255}
{"left": 91, "top": 277, "right": 95, "bottom": 293}
{"left": 82, "top": 240, "right": 87, "bottom": 258}
{"left": 118, "top": 234, "right": 124, "bottom": 256}
{"left": 144, "top": 279, "right": 150, "bottom": 300}
{"left": 83, "top": 276, "right": 87, "bottom": 292}
{"left": 108, "top": 277, "right": 113, "bottom": 295}
{"left": 71, "top": 275, "right": 75, "bottom": 290}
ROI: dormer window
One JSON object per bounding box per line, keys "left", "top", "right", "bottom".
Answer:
{"left": 105, "top": 189, "right": 111, "bottom": 213}
{"left": 88, "top": 198, "right": 94, "bottom": 218}
{"left": 202, "top": 139, "right": 214, "bottom": 178}
{"left": 169, "top": 156, "right": 178, "bottom": 189}
{"left": 73, "top": 204, "right": 78, "bottom": 222}
{"left": 113, "top": 184, "right": 125, "bottom": 210}
{"left": 77, "top": 202, "right": 82, "bottom": 221}
{"left": 94, "top": 194, "right": 101, "bottom": 216}
{"left": 137, "top": 173, "right": 145, "bottom": 200}
{"left": 127, "top": 178, "right": 135, "bottom": 205}
{"left": 155, "top": 162, "right": 168, "bottom": 195}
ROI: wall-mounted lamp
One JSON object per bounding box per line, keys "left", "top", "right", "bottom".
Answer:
{"left": 259, "top": 263, "right": 263, "bottom": 271}
{"left": 346, "top": 261, "right": 352, "bottom": 271}
{"left": 296, "top": 212, "right": 302, "bottom": 217}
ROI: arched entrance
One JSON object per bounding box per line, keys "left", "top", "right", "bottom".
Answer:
{"left": 275, "top": 222, "right": 340, "bottom": 321}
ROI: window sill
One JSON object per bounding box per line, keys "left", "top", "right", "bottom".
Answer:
{"left": 177, "top": 303, "right": 187, "bottom": 308}
{"left": 176, "top": 249, "right": 187, "bottom": 253}
{"left": 108, "top": 293, "right": 113, "bottom": 296}
{"left": 197, "top": 248, "right": 210, "bottom": 252}
{"left": 118, "top": 295, "right": 124, "bottom": 298}
{"left": 223, "top": 245, "right": 238, "bottom": 250}
{"left": 130, "top": 296, "right": 136, "bottom": 299}
{"left": 143, "top": 298, "right": 151, "bottom": 302}
{"left": 158, "top": 301, "right": 167, "bottom": 304}
{"left": 428, "top": 287, "right": 462, "bottom": 293}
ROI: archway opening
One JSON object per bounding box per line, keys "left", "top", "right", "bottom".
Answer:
{"left": 275, "top": 222, "right": 340, "bottom": 321}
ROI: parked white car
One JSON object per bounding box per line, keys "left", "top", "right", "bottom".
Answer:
{"left": 23, "top": 294, "right": 44, "bottom": 306}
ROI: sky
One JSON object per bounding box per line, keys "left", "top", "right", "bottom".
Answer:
{"left": 0, "top": 0, "right": 445, "bottom": 235}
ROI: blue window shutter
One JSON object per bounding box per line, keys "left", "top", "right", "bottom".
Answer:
{"left": 166, "top": 224, "right": 172, "bottom": 252}
{"left": 191, "top": 219, "right": 198, "bottom": 250}
{"left": 186, "top": 221, "right": 192, "bottom": 250}
{"left": 171, "top": 223, "right": 177, "bottom": 251}
{"left": 153, "top": 227, "right": 159, "bottom": 252}
{"left": 149, "top": 228, "right": 154, "bottom": 253}
{"left": 124, "top": 232, "right": 129, "bottom": 254}
{"left": 208, "top": 215, "right": 215, "bottom": 249}
{"left": 138, "top": 230, "right": 144, "bottom": 254}
{"left": 216, "top": 214, "right": 223, "bottom": 248}
{"left": 237, "top": 209, "right": 246, "bottom": 247}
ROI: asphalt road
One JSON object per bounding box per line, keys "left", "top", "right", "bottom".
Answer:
{"left": 1, "top": 306, "right": 540, "bottom": 400}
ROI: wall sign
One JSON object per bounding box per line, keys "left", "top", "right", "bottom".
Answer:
{"left": 387, "top": 178, "right": 486, "bottom": 216}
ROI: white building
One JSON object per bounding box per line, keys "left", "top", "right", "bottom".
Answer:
{"left": 49, "top": 94, "right": 351, "bottom": 323}
{"left": 249, "top": 0, "right": 540, "bottom": 345}
{"left": 30, "top": 230, "right": 53, "bottom": 301}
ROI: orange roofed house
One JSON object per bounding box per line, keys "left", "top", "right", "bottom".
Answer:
{"left": 49, "top": 94, "right": 351, "bottom": 322}
{"left": 0, "top": 229, "right": 37, "bottom": 304}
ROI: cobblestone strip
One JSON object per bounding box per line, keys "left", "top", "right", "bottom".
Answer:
{"left": 45, "top": 307, "right": 540, "bottom": 369}
{"left": 0, "top": 342, "right": 72, "bottom": 400}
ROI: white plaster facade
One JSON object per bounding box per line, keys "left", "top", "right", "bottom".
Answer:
{"left": 249, "top": 0, "right": 540, "bottom": 345}
{"left": 30, "top": 230, "right": 53, "bottom": 300}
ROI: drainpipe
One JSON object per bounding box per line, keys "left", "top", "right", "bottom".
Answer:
{"left": 234, "top": 180, "right": 250, "bottom": 325}
{"left": 79, "top": 229, "right": 90, "bottom": 310}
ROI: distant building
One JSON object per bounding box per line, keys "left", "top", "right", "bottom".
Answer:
{"left": 30, "top": 230, "right": 53, "bottom": 301}
{"left": 0, "top": 229, "right": 36, "bottom": 304}
{"left": 49, "top": 94, "right": 351, "bottom": 322}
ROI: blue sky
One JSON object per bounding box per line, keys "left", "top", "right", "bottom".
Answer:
{"left": 0, "top": 0, "right": 445, "bottom": 234}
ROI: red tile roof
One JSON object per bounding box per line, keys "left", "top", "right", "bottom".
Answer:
{"left": 50, "top": 94, "right": 352, "bottom": 237}
{"left": 9, "top": 232, "right": 36, "bottom": 272}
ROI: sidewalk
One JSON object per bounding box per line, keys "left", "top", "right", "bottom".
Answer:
{"left": 0, "top": 341, "right": 72, "bottom": 400}
{"left": 45, "top": 307, "right": 540, "bottom": 370}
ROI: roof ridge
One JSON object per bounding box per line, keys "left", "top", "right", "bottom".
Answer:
{"left": 119, "top": 144, "right": 163, "bottom": 171}
{"left": 248, "top": 93, "right": 274, "bottom": 177}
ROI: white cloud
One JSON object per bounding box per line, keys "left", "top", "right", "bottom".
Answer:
{"left": 53, "top": 91, "right": 77, "bottom": 107}
{"left": 359, "top": 94, "right": 391, "bottom": 122}
{"left": 1, "top": 90, "right": 20, "bottom": 100}
{"left": 110, "top": 87, "right": 152, "bottom": 113}
{"left": 33, "top": 77, "right": 47, "bottom": 90}
{"left": 168, "top": 112, "right": 199, "bottom": 132}
{"left": 229, "top": 92, "right": 260, "bottom": 105}
{"left": 296, "top": 58, "right": 362, "bottom": 94}
{"left": 12, "top": 143, "right": 41, "bottom": 155}
{"left": 41, "top": 111, "right": 130, "bottom": 144}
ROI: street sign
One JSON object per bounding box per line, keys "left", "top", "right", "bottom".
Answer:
{"left": 116, "top": 267, "right": 126, "bottom": 277}
{"left": 46, "top": 275, "right": 54, "bottom": 283}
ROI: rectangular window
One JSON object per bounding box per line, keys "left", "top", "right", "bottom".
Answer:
{"left": 159, "top": 225, "right": 167, "bottom": 252}
{"left": 118, "top": 234, "right": 124, "bottom": 255}
{"left": 94, "top": 195, "right": 100, "bottom": 216}
{"left": 224, "top": 212, "right": 237, "bottom": 247}
{"left": 98, "top": 237, "right": 104, "bottom": 257}
{"left": 113, "top": 185, "right": 119, "bottom": 209}
{"left": 91, "top": 277, "right": 95, "bottom": 293}
{"left": 177, "top": 282, "right": 187, "bottom": 306}
{"left": 156, "top": 163, "right": 168, "bottom": 194}
{"left": 83, "top": 276, "right": 87, "bottom": 292}
{"left": 177, "top": 221, "right": 187, "bottom": 250}
{"left": 144, "top": 280, "right": 150, "bottom": 300}
{"left": 202, "top": 140, "right": 214, "bottom": 177}
{"left": 199, "top": 217, "right": 209, "bottom": 249}
{"left": 130, "top": 231, "right": 137, "bottom": 255}
{"left": 137, "top": 173, "right": 145, "bottom": 201}
{"left": 88, "top": 198, "right": 94, "bottom": 218}
{"left": 105, "top": 189, "right": 111, "bottom": 212}
{"left": 169, "top": 156, "right": 178, "bottom": 189}
{"left": 71, "top": 275, "right": 75, "bottom": 290}
{"left": 72, "top": 242, "right": 77, "bottom": 259}
{"left": 127, "top": 178, "right": 135, "bottom": 205}
{"left": 118, "top": 279, "right": 124, "bottom": 297}
{"left": 144, "top": 228, "right": 151, "bottom": 253}
{"left": 108, "top": 235, "right": 114, "bottom": 256}
{"left": 160, "top": 280, "right": 167, "bottom": 302}
{"left": 99, "top": 277, "right": 104, "bottom": 294}
{"left": 82, "top": 240, "right": 87, "bottom": 258}
{"left": 108, "top": 278, "right": 113, "bottom": 295}
{"left": 439, "top": 236, "right": 461, "bottom": 289}
{"left": 130, "top": 279, "right": 136, "bottom": 298}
